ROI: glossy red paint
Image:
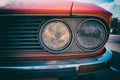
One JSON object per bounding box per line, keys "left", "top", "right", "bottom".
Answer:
{"left": 0, "top": 47, "right": 105, "bottom": 61}
{"left": 0, "top": 0, "right": 73, "bottom": 15}
{"left": 0, "top": 0, "right": 112, "bottom": 60}
{"left": 0, "top": 0, "right": 112, "bottom": 24}
{"left": 72, "top": 2, "right": 112, "bottom": 24}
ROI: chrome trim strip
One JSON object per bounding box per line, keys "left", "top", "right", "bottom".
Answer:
{"left": 0, "top": 14, "right": 70, "bottom": 16}
{"left": 0, "top": 48, "right": 112, "bottom": 71}
{"left": 71, "top": 14, "right": 111, "bottom": 26}
{"left": 71, "top": 14, "right": 101, "bottom": 17}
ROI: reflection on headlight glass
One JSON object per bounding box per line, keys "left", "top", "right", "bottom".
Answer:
{"left": 42, "top": 21, "right": 70, "bottom": 50}
{"left": 76, "top": 20, "right": 106, "bottom": 51}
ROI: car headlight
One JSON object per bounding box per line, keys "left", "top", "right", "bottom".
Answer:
{"left": 39, "top": 19, "right": 72, "bottom": 53}
{"left": 76, "top": 19, "right": 108, "bottom": 52}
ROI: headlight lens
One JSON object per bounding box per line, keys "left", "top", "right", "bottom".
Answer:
{"left": 40, "top": 19, "right": 72, "bottom": 53}
{"left": 76, "top": 19, "right": 108, "bottom": 52}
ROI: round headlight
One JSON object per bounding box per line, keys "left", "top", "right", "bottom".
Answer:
{"left": 76, "top": 19, "right": 108, "bottom": 52}
{"left": 39, "top": 19, "right": 72, "bottom": 53}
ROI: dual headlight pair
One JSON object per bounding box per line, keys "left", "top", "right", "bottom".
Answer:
{"left": 39, "top": 19, "right": 108, "bottom": 53}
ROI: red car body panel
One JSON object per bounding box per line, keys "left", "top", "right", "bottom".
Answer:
{"left": 72, "top": 2, "right": 112, "bottom": 24}
{"left": 0, "top": 0, "right": 112, "bottom": 24}
{"left": 0, "top": 0, "right": 113, "bottom": 78}
{"left": 0, "top": 0, "right": 112, "bottom": 60}
{"left": 0, "top": 0, "right": 73, "bottom": 15}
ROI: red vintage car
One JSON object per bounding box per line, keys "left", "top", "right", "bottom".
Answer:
{"left": 0, "top": 0, "right": 112, "bottom": 80}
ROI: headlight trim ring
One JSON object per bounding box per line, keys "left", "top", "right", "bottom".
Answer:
{"left": 75, "top": 19, "right": 108, "bottom": 52}
{"left": 39, "top": 19, "right": 73, "bottom": 53}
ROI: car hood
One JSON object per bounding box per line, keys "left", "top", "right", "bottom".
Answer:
{"left": 0, "top": 0, "right": 112, "bottom": 23}
{"left": 0, "top": 0, "right": 73, "bottom": 15}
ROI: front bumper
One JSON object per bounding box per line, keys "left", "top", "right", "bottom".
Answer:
{"left": 0, "top": 48, "right": 112, "bottom": 79}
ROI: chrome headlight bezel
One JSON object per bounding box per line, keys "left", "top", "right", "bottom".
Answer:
{"left": 75, "top": 19, "right": 108, "bottom": 52}
{"left": 39, "top": 19, "right": 73, "bottom": 53}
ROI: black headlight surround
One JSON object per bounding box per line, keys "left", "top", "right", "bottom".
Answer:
{"left": 39, "top": 19, "right": 73, "bottom": 53}
{"left": 75, "top": 19, "right": 108, "bottom": 52}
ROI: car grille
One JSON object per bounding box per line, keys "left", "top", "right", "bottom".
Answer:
{"left": 0, "top": 16, "right": 47, "bottom": 53}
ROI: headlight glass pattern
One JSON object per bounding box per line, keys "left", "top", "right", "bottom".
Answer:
{"left": 76, "top": 19, "right": 107, "bottom": 52}
{"left": 40, "top": 20, "right": 72, "bottom": 53}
